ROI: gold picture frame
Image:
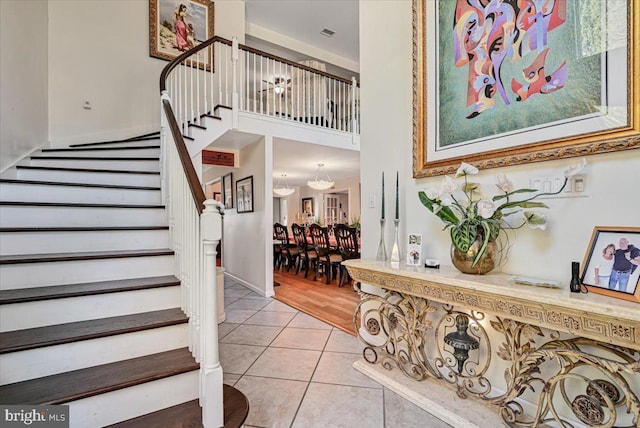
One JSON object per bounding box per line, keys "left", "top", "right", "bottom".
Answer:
{"left": 149, "top": 0, "right": 214, "bottom": 63}
{"left": 412, "top": 0, "right": 639, "bottom": 178}
{"left": 580, "top": 226, "right": 640, "bottom": 303}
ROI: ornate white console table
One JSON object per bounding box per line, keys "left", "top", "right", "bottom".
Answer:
{"left": 343, "top": 259, "right": 640, "bottom": 427}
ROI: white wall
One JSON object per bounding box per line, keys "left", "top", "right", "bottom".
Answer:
{"left": 0, "top": 0, "right": 49, "bottom": 172}
{"left": 360, "top": 1, "right": 640, "bottom": 282}
{"left": 47, "top": 0, "right": 245, "bottom": 146}
{"left": 222, "top": 139, "right": 269, "bottom": 295}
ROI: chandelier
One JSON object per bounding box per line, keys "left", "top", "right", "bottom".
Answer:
{"left": 307, "top": 163, "right": 334, "bottom": 190}
{"left": 273, "top": 174, "right": 295, "bottom": 196}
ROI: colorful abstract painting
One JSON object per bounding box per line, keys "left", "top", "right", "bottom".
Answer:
{"left": 438, "top": 0, "right": 602, "bottom": 148}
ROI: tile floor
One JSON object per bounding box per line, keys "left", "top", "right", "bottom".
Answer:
{"left": 221, "top": 278, "right": 453, "bottom": 428}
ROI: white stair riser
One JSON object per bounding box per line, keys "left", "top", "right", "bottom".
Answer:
{"left": 0, "top": 254, "right": 175, "bottom": 289}
{"left": 0, "top": 286, "right": 181, "bottom": 331}
{"left": 0, "top": 206, "right": 166, "bottom": 227}
{"left": 37, "top": 148, "right": 160, "bottom": 158}
{"left": 66, "top": 139, "right": 160, "bottom": 149}
{"left": 68, "top": 371, "right": 199, "bottom": 428}
{"left": 0, "top": 183, "right": 161, "bottom": 205}
{"left": 0, "top": 324, "right": 188, "bottom": 384}
{"left": 0, "top": 230, "right": 170, "bottom": 255}
{"left": 29, "top": 158, "right": 159, "bottom": 172}
{"left": 17, "top": 169, "right": 160, "bottom": 187}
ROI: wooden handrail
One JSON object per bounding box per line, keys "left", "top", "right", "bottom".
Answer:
{"left": 161, "top": 99, "right": 206, "bottom": 214}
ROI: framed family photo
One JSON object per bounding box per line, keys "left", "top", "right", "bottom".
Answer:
{"left": 580, "top": 226, "right": 640, "bottom": 303}
{"left": 236, "top": 176, "right": 254, "bottom": 214}
{"left": 222, "top": 172, "right": 233, "bottom": 209}
{"left": 149, "top": 0, "right": 214, "bottom": 65}
{"left": 412, "top": 0, "right": 639, "bottom": 178}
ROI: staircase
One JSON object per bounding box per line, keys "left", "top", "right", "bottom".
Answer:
{"left": 0, "top": 134, "right": 247, "bottom": 427}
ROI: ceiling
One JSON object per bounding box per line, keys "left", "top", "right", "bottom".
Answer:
{"left": 244, "top": 0, "right": 359, "bottom": 64}
{"left": 273, "top": 138, "right": 360, "bottom": 188}
{"left": 244, "top": 0, "right": 361, "bottom": 191}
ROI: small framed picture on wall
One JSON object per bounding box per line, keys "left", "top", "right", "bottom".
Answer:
{"left": 222, "top": 173, "right": 233, "bottom": 209}
{"left": 236, "top": 176, "right": 254, "bottom": 214}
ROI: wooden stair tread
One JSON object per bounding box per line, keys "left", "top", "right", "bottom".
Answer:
{"left": 0, "top": 226, "right": 169, "bottom": 233}
{"left": 0, "top": 348, "right": 198, "bottom": 405}
{"left": 0, "top": 178, "right": 160, "bottom": 191}
{"left": 0, "top": 275, "right": 180, "bottom": 304}
{"left": 16, "top": 165, "right": 160, "bottom": 175}
{"left": 0, "top": 248, "right": 174, "bottom": 265}
{"left": 0, "top": 308, "right": 187, "bottom": 353}
{"left": 0, "top": 201, "right": 164, "bottom": 208}
{"left": 41, "top": 145, "right": 159, "bottom": 153}
{"left": 30, "top": 156, "right": 159, "bottom": 161}
{"left": 106, "top": 385, "right": 249, "bottom": 428}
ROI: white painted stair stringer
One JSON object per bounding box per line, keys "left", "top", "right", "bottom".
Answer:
{"left": 0, "top": 323, "right": 188, "bottom": 384}
{"left": 0, "top": 182, "right": 162, "bottom": 205}
{"left": 186, "top": 108, "right": 233, "bottom": 157}
{"left": 0, "top": 285, "right": 181, "bottom": 331}
{"left": 16, "top": 168, "right": 160, "bottom": 187}
{"left": 67, "top": 371, "right": 199, "bottom": 428}
{"left": 0, "top": 229, "right": 169, "bottom": 255}
{"left": 0, "top": 254, "right": 175, "bottom": 289}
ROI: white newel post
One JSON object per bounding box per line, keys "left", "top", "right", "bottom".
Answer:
{"left": 231, "top": 37, "right": 239, "bottom": 129}
{"left": 200, "top": 200, "right": 223, "bottom": 428}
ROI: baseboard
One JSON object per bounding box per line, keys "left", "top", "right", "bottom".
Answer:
{"left": 223, "top": 272, "right": 268, "bottom": 297}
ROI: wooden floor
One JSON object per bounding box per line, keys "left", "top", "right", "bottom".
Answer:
{"left": 273, "top": 266, "right": 360, "bottom": 336}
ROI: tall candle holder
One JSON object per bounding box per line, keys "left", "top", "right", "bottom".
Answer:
{"left": 390, "top": 219, "right": 400, "bottom": 262}
{"left": 376, "top": 219, "right": 387, "bottom": 261}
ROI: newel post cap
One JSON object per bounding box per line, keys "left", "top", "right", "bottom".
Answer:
{"left": 201, "top": 200, "right": 222, "bottom": 241}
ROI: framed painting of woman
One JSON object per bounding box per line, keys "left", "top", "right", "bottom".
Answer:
{"left": 149, "top": 0, "right": 214, "bottom": 62}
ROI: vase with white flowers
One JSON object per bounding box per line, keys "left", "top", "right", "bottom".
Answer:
{"left": 419, "top": 159, "right": 587, "bottom": 274}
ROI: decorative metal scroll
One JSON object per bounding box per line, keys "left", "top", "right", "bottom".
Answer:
{"left": 355, "top": 290, "right": 640, "bottom": 427}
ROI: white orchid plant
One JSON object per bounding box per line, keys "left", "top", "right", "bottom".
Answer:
{"left": 419, "top": 159, "right": 587, "bottom": 267}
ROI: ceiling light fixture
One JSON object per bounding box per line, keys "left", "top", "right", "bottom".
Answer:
{"left": 273, "top": 174, "right": 295, "bottom": 196}
{"left": 307, "top": 163, "right": 334, "bottom": 190}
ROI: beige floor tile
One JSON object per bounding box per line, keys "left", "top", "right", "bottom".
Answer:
{"left": 223, "top": 373, "right": 240, "bottom": 385}
{"left": 219, "top": 343, "right": 265, "bottom": 374}
{"left": 221, "top": 324, "right": 283, "bottom": 346}
{"left": 224, "top": 288, "right": 252, "bottom": 299}
{"left": 262, "top": 300, "right": 299, "bottom": 312}
{"left": 384, "top": 388, "right": 453, "bottom": 428}
{"left": 292, "top": 383, "right": 384, "bottom": 428}
{"left": 244, "top": 310, "right": 297, "bottom": 327}
{"left": 224, "top": 309, "right": 258, "bottom": 324}
{"left": 324, "top": 329, "right": 364, "bottom": 354}
{"left": 311, "top": 351, "right": 382, "bottom": 388}
{"left": 288, "top": 312, "right": 333, "bottom": 330}
{"left": 271, "top": 327, "right": 331, "bottom": 350}
{"left": 235, "top": 376, "right": 307, "bottom": 428}
{"left": 217, "top": 322, "right": 239, "bottom": 340}
{"left": 247, "top": 347, "right": 321, "bottom": 381}
{"left": 226, "top": 297, "right": 272, "bottom": 311}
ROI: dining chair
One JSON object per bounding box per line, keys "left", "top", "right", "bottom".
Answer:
{"left": 334, "top": 224, "right": 361, "bottom": 288}
{"left": 273, "top": 223, "right": 298, "bottom": 271}
{"left": 309, "top": 223, "right": 342, "bottom": 284}
{"left": 291, "top": 223, "right": 318, "bottom": 277}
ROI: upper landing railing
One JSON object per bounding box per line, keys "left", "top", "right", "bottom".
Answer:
{"left": 161, "top": 35, "right": 360, "bottom": 138}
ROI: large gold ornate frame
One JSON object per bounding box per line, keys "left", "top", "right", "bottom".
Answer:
{"left": 412, "top": 0, "right": 640, "bottom": 178}
{"left": 345, "top": 259, "right": 640, "bottom": 427}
